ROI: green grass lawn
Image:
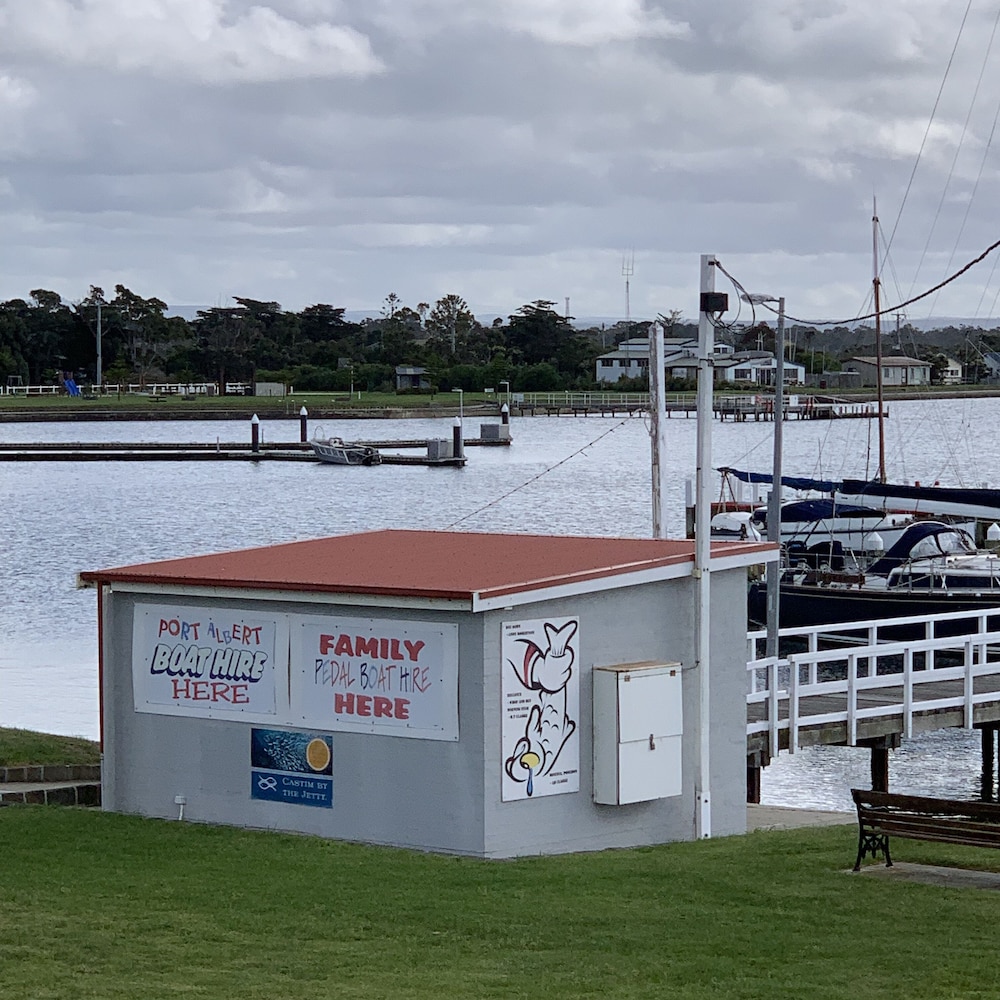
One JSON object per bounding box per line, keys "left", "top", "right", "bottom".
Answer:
{"left": 2, "top": 808, "right": 1000, "bottom": 999}
{"left": 0, "top": 728, "right": 100, "bottom": 767}
{"left": 0, "top": 391, "right": 497, "bottom": 415}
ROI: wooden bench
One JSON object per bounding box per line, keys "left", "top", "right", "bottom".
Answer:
{"left": 851, "top": 788, "right": 1000, "bottom": 871}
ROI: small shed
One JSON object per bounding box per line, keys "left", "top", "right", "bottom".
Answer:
{"left": 80, "top": 529, "right": 773, "bottom": 858}
{"left": 394, "top": 366, "right": 430, "bottom": 390}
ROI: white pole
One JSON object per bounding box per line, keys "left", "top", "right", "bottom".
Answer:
{"left": 766, "top": 298, "right": 785, "bottom": 659}
{"left": 649, "top": 321, "right": 668, "bottom": 538}
{"left": 695, "top": 253, "right": 716, "bottom": 839}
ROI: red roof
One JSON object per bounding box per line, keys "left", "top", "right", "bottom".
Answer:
{"left": 79, "top": 529, "right": 773, "bottom": 604}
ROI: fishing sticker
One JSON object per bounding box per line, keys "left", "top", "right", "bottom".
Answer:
{"left": 501, "top": 617, "right": 580, "bottom": 801}
{"left": 250, "top": 728, "right": 333, "bottom": 809}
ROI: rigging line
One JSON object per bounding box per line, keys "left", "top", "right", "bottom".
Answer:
{"left": 928, "top": 3, "right": 1000, "bottom": 316}
{"left": 974, "top": 238, "right": 1000, "bottom": 317}
{"left": 884, "top": 0, "right": 973, "bottom": 270}
{"left": 715, "top": 234, "right": 1000, "bottom": 328}
{"left": 443, "top": 417, "right": 632, "bottom": 530}
{"left": 988, "top": 277, "right": 1000, "bottom": 319}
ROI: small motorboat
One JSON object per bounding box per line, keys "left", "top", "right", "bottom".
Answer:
{"left": 310, "top": 436, "right": 381, "bottom": 466}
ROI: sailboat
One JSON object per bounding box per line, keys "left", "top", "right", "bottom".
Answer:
{"left": 746, "top": 200, "right": 1000, "bottom": 630}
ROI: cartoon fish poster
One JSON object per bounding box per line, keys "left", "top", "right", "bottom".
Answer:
{"left": 501, "top": 617, "right": 580, "bottom": 801}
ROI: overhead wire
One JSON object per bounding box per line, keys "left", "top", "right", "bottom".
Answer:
{"left": 444, "top": 416, "right": 633, "bottom": 529}
{"left": 927, "top": 3, "right": 1000, "bottom": 316}
{"left": 884, "top": 0, "right": 973, "bottom": 278}
{"left": 714, "top": 234, "right": 1000, "bottom": 329}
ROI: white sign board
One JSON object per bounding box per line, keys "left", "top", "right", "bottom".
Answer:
{"left": 290, "top": 616, "right": 459, "bottom": 740}
{"left": 501, "top": 616, "right": 580, "bottom": 800}
{"left": 132, "top": 605, "right": 285, "bottom": 721}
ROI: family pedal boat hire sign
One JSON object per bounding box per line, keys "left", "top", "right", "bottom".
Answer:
{"left": 290, "top": 616, "right": 460, "bottom": 741}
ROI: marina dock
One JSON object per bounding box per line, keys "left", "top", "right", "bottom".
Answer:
{"left": 746, "top": 606, "right": 1000, "bottom": 800}
{"left": 0, "top": 436, "right": 508, "bottom": 464}
{"left": 512, "top": 391, "right": 886, "bottom": 421}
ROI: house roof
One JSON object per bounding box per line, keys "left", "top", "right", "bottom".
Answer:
{"left": 79, "top": 529, "right": 775, "bottom": 612}
{"left": 849, "top": 356, "right": 928, "bottom": 366}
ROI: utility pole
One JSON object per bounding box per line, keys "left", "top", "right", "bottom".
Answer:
{"left": 649, "top": 321, "right": 668, "bottom": 538}
{"left": 694, "top": 253, "right": 717, "bottom": 840}
{"left": 96, "top": 300, "right": 103, "bottom": 390}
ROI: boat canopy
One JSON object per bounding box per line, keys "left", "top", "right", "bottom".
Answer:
{"left": 719, "top": 467, "right": 1000, "bottom": 516}
{"left": 866, "top": 522, "right": 976, "bottom": 577}
{"left": 749, "top": 498, "right": 879, "bottom": 525}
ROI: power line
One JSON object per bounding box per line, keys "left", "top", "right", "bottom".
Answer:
{"left": 714, "top": 233, "right": 1000, "bottom": 328}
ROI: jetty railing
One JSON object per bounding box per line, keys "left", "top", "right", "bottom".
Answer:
{"left": 747, "top": 606, "right": 1000, "bottom": 757}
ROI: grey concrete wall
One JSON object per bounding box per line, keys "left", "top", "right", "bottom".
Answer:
{"left": 101, "top": 565, "right": 751, "bottom": 858}
{"left": 481, "top": 570, "right": 749, "bottom": 858}
{"left": 102, "top": 592, "right": 488, "bottom": 855}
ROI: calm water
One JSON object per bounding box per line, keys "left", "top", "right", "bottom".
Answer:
{"left": 2, "top": 398, "right": 997, "bottom": 809}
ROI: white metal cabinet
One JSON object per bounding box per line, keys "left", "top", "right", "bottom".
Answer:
{"left": 592, "top": 661, "right": 683, "bottom": 805}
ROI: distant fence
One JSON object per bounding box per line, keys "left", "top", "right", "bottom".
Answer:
{"left": 2, "top": 382, "right": 252, "bottom": 397}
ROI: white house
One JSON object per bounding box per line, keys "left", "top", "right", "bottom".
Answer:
{"left": 715, "top": 353, "right": 806, "bottom": 387}
{"left": 940, "top": 357, "right": 963, "bottom": 385}
{"left": 594, "top": 338, "right": 698, "bottom": 384}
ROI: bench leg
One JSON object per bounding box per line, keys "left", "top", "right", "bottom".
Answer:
{"left": 854, "top": 828, "right": 892, "bottom": 871}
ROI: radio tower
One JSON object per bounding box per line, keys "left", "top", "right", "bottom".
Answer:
{"left": 622, "top": 251, "right": 634, "bottom": 331}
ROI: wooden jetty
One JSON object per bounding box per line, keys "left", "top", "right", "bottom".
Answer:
{"left": 512, "top": 391, "right": 887, "bottom": 422}
{"left": 0, "top": 437, "right": 507, "bottom": 464}
{"left": 745, "top": 606, "right": 1000, "bottom": 801}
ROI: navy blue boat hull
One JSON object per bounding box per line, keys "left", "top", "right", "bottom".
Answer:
{"left": 748, "top": 582, "right": 1000, "bottom": 640}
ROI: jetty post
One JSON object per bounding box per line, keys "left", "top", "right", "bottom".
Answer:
{"left": 251, "top": 414, "right": 260, "bottom": 454}
{"left": 299, "top": 406, "right": 308, "bottom": 443}
{"left": 452, "top": 418, "right": 464, "bottom": 461}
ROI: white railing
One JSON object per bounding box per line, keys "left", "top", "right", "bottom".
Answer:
{"left": 2, "top": 384, "right": 62, "bottom": 395}
{"left": 1, "top": 382, "right": 252, "bottom": 397}
{"left": 747, "top": 606, "right": 1000, "bottom": 758}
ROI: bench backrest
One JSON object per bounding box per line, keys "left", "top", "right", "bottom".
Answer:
{"left": 851, "top": 788, "right": 1000, "bottom": 823}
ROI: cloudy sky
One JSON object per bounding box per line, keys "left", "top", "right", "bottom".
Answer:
{"left": 2, "top": 0, "right": 1000, "bottom": 325}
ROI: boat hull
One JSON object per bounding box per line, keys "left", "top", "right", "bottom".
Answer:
{"left": 310, "top": 440, "right": 381, "bottom": 466}
{"left": 748, "top": 581, "right": 1000, "bottom": 639}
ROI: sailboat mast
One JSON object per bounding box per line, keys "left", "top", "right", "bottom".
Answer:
{"left": 872, "top": 198, "right": 887, "bottom": 483}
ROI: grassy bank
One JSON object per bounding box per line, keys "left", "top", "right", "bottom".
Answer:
{"left": 0, "top": 391, "right": 496, "bottom": 418}
{"left": 0, "top": 727, "right": 100, "bottom": 767}
{"left": 2, "top": 808, "right": 1000, "bottom": 998}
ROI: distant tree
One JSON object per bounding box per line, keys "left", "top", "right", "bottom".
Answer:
{"left": 507, "top": 300, "right": 575, "bottom": 367}
{"left": 426, "top": 294, "right": 476, "bottom": 358}
{"left": 25, "top": 289, "right": 79, "bottom": 383}
{"left": 193, "top": 306, "right": 260, "bottom": 391}
{"left": 381, "top": 292, "right": 401, "bottom": 319}
{"left": 107, "top": 285, "right": 185, "bottom": 386}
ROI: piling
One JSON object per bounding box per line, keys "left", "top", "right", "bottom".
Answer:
{"left": 982, "top": 725, "right": 998, "bottom": 801}
{"left": 299, "top": 406, "right": 308, "bottom": 443}
{"left": 251, "top": 414, "right": 260, "bottom": 454}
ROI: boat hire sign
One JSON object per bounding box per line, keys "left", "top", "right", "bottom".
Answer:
{"left": 290, "top": 616, "right": 459, "bottom": 740}
{"left": 132, "top": 605, "right": 285, "bottom": 721}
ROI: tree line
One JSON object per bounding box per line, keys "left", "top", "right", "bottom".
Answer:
{"left": 2, "top": 285, "right": 998, "bottom": 394}
{"left": 0, "top": 287, "right": 631, "bottom": 394}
